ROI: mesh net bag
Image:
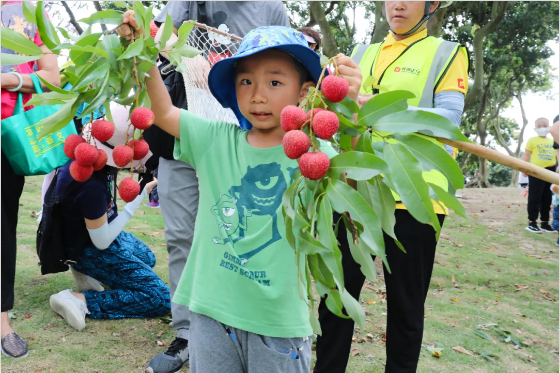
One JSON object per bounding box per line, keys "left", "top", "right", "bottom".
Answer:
{"left": 171, "top": 22, "right": 242, "bottom": 124}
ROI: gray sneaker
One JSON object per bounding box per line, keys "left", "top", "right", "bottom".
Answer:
{"left": 146, "top": 338, "right": 189, "bottom": 373}
{"left": 1, "top": 332, "right": 28, "bottom": 359}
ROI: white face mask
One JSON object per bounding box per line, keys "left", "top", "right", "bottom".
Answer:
{"left": 535, "top": 127, "right": 549, "bottom": 137}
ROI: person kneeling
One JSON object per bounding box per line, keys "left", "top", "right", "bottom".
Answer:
{"left": 49, "top": 107, "right": 170, "bottom": 331}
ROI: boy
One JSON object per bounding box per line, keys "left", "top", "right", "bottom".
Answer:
{"left": 119, "top": 12, "right": 362, "bottom": 373}
{"left": 522, "top": 117, "right": 557, "bottom": 233}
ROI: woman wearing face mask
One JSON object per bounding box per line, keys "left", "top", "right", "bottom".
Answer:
{"left": 522, "top": 117, "right": 558, "bottom": 233}
{"left": 315, "top": 2, "right": 468, "bottom": 373}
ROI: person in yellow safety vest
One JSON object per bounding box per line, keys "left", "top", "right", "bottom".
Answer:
{"left": 314, "top": 2, "right": 469, "bottom": 373}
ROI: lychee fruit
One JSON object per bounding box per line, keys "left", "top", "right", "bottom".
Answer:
{"left": 283, "top": 130, "right": 310, "bottom": 159}
{"left": 74, "top": 143, "right": 99, "bottom": 166}
{"left": 130, "top": 107, "right": 155, "bottom": 130}
{"left": 92, "top": 149, "right": 108, "bottom": 171}
{"left": 280, "top": 105, "right": 307, "bottom": 132}
{"left": 70, "top": 161, "right": 94, "bottom": 182}
{"left": 91, "top": 120, "right": 115, "bottom": 142}
{"left": 127, "top": 139, "right": 150, "bottom": 160}
{"left": 112, "top": 145, "right": 134, "bottom": 168}
{"left": 321, "top": 75, "right": 350, "bottom": 103}
{"left": 299, "top": 152, "right": 330, "bottom": 180}
{"left": 306, "top": 108, "right": 325, "bottom": 122}
{"left": 64, "top": 134, "right": 85, "bottom": 159}
{"left": 118, "top": 177, "right": 140, "bottom": 203}
{"left": 312, "top": 111, "right": 340, "bottom": 140}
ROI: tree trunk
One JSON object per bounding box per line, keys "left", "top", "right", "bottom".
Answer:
{"left": 93, "top": 2, "right": 107, "bottom": 32}
{"left": 475, "top": 77, "right": 493, "bottom": 187}
{"left": 510, "top": 92, "right": 530, "bottom": 186}
{"left": 371, "top": 1, "right": 389, "bottom": 44}
{"left": 464, "top": 1, "right": 509, "bottom": 111}
{"left": 309, "top": 1, "right": 339, "bottom": 57}
{"left": 428, "top": 7, "right": 448, "bottom": 37}
{"left": 477, "top": 132, "right": 490, "bottom": 188}
{"left": 61, "top": 1, "right": 84, "bottom": 35}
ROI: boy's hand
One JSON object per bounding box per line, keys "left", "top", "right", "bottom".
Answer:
{"left": 358, "top": 94, "right": 375, "bottom": 108}
{"left": 334, "top": 53, "right": 362, "bottom": 103}
{"left": 117, "top": 10, "right": 144, "bottom": 40}
{"left": 145, "top": 177, "right": 158, "bottom": 195}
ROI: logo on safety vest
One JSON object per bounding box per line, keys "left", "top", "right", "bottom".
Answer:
{"left": 394, "top": 66, "right": 420, "bottom": 75}
{"left": 458, "top": 78, "right": 465, "bottom": 89}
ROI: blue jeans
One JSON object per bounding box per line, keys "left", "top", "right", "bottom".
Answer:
{"left": 553, "top": 205, "right": 559, "bottom": 231}
{"left": 71, "top": 231, "right": 170, "bottom": 319}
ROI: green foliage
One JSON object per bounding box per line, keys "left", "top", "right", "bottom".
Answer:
{"left": 2, "top": 1, "right": 200, "bottom": 139}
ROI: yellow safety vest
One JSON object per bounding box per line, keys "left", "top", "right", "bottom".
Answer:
{"left": 351, "top": 37, "right": 468, "bottom": 210}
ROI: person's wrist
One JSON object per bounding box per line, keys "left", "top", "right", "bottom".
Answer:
{"left": 1, "top": 73, "right": 19, "bottom": 90}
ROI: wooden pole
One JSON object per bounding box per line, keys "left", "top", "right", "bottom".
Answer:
{"left": 437, "top": 137, "right": 559, "bottom": 185}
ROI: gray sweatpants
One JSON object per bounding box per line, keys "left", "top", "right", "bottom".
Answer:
{"left": 158, "top": 158, "right": 199, "bottom": 340}
{"left": 190, "top": 312, "right": 312, "bottom": 373}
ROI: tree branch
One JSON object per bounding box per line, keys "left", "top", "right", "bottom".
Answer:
{"left": 61, "top": 1, "right": 83, "bottom": 35}
{"left": 464, "top": 1, "right": 509, "bottom": 111}
{"left": 371, "top": 1, "right": 389, "bottom": 44}
{"left": 309, "top": 1, "right": 340, "bottom": 57}
{"left": 93, "top": 1, "right": 107, "bottom": 32}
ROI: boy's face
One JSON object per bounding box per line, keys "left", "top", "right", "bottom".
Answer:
{"left": 536, "top": 118, "right": 550, "bottom": 129}
{"left": 235, "top": 50, "right": 312, "bottom": 131}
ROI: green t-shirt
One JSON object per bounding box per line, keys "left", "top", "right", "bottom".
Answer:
{"left": 173, "top": 109, "right": 337, "bottom": 338}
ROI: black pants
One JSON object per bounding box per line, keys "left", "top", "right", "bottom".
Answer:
{"left": 527, "top": 166, "right": 556, "bottom": 223}
{"left": 314, "top": 210, "right": 445, "bottom": 373}
{"left": 1, "top": 152, "right": 25, "bottom": 312}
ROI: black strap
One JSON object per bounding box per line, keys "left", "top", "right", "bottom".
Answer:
{"left": 197, "top": 1, "right": 208, "bottom": 25}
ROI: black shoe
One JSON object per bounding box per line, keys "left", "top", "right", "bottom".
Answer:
{"left": 540, "top": 223, "right": 556, "bottom": 233}
{"left": 146, "top": 338, "right": 189, "bottom": 373}
{"left": 526, "top": 222, "right": 542, "bottom": 233}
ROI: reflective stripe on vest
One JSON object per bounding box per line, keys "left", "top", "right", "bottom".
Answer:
{"left": 351, "top": 37, "right": 462, "bottom": 108}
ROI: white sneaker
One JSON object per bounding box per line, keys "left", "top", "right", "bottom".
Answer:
{"left": 49, "top": 289, "right": 89, "bottom": 331}
{"left": 71, "top": 267, "right": 104, "bottom": 292}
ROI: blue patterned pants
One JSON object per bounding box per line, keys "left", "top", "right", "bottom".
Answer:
{"left": 71, "top": 231, "right": 170, "bottom": 319}
{"left": 553, "top": 205, "right": 559, "bottom": 232}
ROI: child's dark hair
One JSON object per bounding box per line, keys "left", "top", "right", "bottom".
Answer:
{"left": 298, "top": 27, "right": 322, "bottom": 50}
{"left": 293, "top": 58, "right": 312, "bottom": 86}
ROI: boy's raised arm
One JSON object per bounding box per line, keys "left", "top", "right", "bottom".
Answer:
{"left": 118, "top": 10, "right": 181, "bottom": 139}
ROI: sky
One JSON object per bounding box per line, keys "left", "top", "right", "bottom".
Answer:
{"left": 54, "top": 1, "right": 559, "bottom": 153}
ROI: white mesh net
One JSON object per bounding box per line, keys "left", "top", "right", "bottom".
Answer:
{"left": 178, "top": 22, "right": 242, "bottom": 124}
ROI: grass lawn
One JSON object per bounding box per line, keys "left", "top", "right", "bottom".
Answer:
{"left": 2, "top": 176, "right": 558, "bottom": 372}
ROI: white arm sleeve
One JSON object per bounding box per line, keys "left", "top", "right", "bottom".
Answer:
{"left": 86, "top": 188, "right": 148, "bottom": 250}
{"left": 407, "top": 91, "right": 465, "bottom": 155}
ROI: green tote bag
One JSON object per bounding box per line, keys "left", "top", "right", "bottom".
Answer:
{"left": 1, "top": 74, "right": 77, "bottom": 176}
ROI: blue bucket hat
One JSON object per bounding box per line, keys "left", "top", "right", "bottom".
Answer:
{"left": 208, "top": 26, "right": 327, "bottom": 130}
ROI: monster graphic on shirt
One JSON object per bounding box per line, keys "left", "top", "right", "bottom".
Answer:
{"left": 210, "top": 162, "right": 297, "bottom": 261}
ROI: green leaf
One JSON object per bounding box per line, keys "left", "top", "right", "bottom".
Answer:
{"left": 36, "top": 74, "right": 68, "bottom": 94}
{"left": 326, "top": 179, "right": 386, "bottom": 263}
{"left": 57, "top": 27, "right": 71, "bottom": 40}
{"left": 358, "top": 90, "right": 414, "bottom": 126}
{"left": 282, "top": 177, "right": 301, "bottom": 219}
{"left": 79, "top": 10, "right": 124, "bottom": 25}
{"left": 284, "top": 216, "right": 296, "bottom": 252}
{"left": 372, "top": 110, "right": 470, "bottom": 142}
{"left": 159, "top": 13, "right": 174, "bottom": 50}
{"left": 114, "top": 1, "right": 128, "bottom": 9}
{"left": 355, "top": 131, "right": 374, "bottom": 154}
{"left": 0, "top": 26, "right": 43, "bottom": 55}
{"left": 358, "top": 177, "right": 396, "bottom": 239}
{"left": 173, "top": 45, "right": 202, "bottom": 58}
{"left": 25, "top": 91, "right": 78, "bottom": 107}
{"left": 316, "top": 197, "right": 345, "bottom": 288}
{"left": 339, "top": 287, "right": 366, "bottom": 329}
{"left": 324, "top": 289, "right": 349, "bottom": 319}
{"left": 143, "top": 4, "right": 154, "bottom": 35}
{"left": 133, "top": 128, "right": 142, "bottom": 140}
{"left": 132, "top": 2, "right": 147, "bottom": 33}
{"left": 395, "top": 134, "right": 464, "bottom": 191}
{"left": 474, "top": 330, "right": 492, "bottom": 341}
{"left": 36, "top": 1, "right": 60, "bottom": 50}
{"left": 103, "top": 98, "right": 114, "bottom": 124}
{"left": 0, "top": 53, "right": 42, "bottom": 65}
{"left": 327, "top": 151, "right": 387, "bottom": 181}
{"left": 78, "top": 73, "right": 110, "bottom": 118}
{"left": 324, "top": 96, "right": 358, "bottom": 118}
{"left": 113, "top": 94, "right": 136, "bottom": 106}
{"left": 22, "top": 1, "right": 37, "bottom": 25}
{"left": 298, "top": 231, "right": 330, "bottom": 255}
{"left": 38, "top": 97, "right": 78, "bottom": 139}
{"left": 70, "top": 33, "right": 104, "bottom": 67}
{"left": 73, "top": 57, "right": 109, "bottom": 90}
{"left": 382, "top": 142, "right": 441, "bottom": 233}
{"left": 337, "top": 95, "right": 360, "bottom": 113}
{"left": 346, "top": 230, "right": 377, "bottom": 279}
{"left": 102, "top": 34, "right": 120, "bottom": 71}
{"left": 117, "top": 37, "right": 144, "bottom": 60}
{"left": 339, "top": 134, "right": 352, "bottom": 151}
{"left": 362, "top": 75, "right": 376, "bottom": 91}
{"left": 171, "top": 21, "right": 196, "bottom": 49}
{"left": 428, "top": 183, "right": 467, "bottom": 218}
{"left": 479, "top": 353, "right": 495, "bottom": 362}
